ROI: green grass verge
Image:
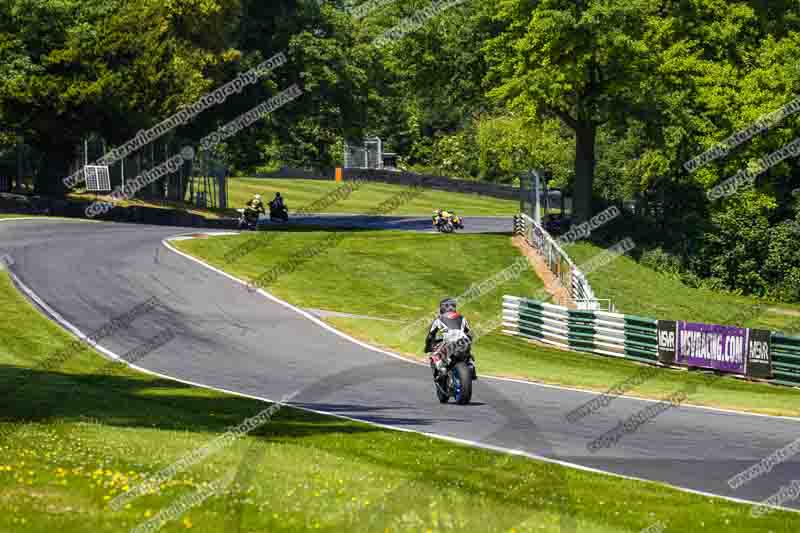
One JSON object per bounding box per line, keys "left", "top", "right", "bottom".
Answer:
{"left": 174, "top": 230, "right": 800, "bottom": 418}
{"left": 68, "top": 178, "right": 518, "bottom": 220}
{"left": 4, "top": 271, "right": 798, "bottom": 531}
{"left": 567, "top": 242, "right": 800, "bottom": 335}
{"left": 229, "top": 178, "right": 519, "bottom": 216}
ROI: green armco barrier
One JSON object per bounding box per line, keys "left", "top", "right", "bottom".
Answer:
{"left": 772, "top": 334, "right": 800, "bottom": 388}
{"left": 774, "top": 334, "right": 800, "bottom": 347}
{"left": 503, "top": 294, "right": 800, "bottom": 389}
{"left": 623, "top": 326, "right": 658, "bottom": 338}
{"left": 772, "top": 334, "right": 800, "bottom": 387}
{"left": 624, "top": 331, "right": 657, "bottom": 343}
{"left": 623, "top": 316, "right": 658, "bottom": 328}
{"left": 772, "top": 348, "right": 800, "bottom": 360}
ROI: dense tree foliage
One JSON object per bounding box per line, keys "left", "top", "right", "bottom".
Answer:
{"left": 0, "top": 0, "right": 798, "bottom": 301}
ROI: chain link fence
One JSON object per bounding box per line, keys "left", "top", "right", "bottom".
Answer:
{"left": 344, "top": 137, "right": 383, "bottom": 169}
{"left": 0, "top": 134, "right": 228, "bottom": 209}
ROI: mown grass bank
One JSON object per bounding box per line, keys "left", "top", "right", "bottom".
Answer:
{"left": 69, "top": 177, "right": 519, "bottom": 219}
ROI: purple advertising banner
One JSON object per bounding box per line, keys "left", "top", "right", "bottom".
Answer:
{"left": 676, "top": 321, "right": 749, "bottom": 374}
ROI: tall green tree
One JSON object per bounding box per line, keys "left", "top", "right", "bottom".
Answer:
{"left": 0, "top": 0, "right": 241, "bottom": 193}
{"left": 484, "top": 0, "right": 670, "bottom": 221}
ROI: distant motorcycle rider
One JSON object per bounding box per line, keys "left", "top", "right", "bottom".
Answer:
{"left": 433, "top": 209, "right": 451, "bottom": 227}
{"left": 270, "top": 192, "right": 285, "bottom": 211}
{"left": 425, "top": 298, "right": 477, "bottom": 382}
{"left": 245, "top": 194, "right": 265, "bottom": 219}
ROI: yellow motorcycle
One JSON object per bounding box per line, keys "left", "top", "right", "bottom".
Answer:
{"left": 432, "top": 211, "right": 463, "bottom": 233}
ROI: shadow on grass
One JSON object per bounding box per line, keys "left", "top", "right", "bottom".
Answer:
{"left": 0, "top": 363, "right": 380, "bottom": 440}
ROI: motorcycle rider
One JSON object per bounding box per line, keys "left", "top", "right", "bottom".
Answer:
{"left": 270, "top": 192, "right": 286, "bottom": 211}
{"left": 432, "top": 209, "right": 454, "bottom": 228}
{"left": 244, "top": 194, "right": 265, "bottom": 223}
{"left": 449, "top": 210, "right": 462, "bottom": 228}
{"left": 425, "top": 298, "right": 477, "bottom": 383}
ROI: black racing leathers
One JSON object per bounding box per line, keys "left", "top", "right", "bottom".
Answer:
{"left": 424, "top": 312, "right": 473, "bottom": 355}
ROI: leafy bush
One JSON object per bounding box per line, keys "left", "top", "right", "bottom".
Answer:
{"left": 640, "top": 247, "right": 684, "bottom": 277}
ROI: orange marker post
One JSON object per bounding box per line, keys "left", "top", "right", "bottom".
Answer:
{"left": 335, "top": 167, "right": 343, "bottom": 182}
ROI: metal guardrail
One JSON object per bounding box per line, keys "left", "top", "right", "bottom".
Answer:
{"left": 513, "top": 213, "right": 599, "bottom": 309}
{"left": 503, "top": 295, "right": 800, "bottom": 388}
{"left": 771, "top": 334, "right": 800, "bottom": 387}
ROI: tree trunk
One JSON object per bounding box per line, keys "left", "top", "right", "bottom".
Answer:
{"left": 34, "top": 145, "right": 71, "bottom": 196}
{"left": 573, "top": 123, "right": 596, "bottom": 223}
{"left": 167, "top": 172, "right": 180, "bottom": 202}
{"left": 15, "top": 135, "right": 24, "bottom": 193}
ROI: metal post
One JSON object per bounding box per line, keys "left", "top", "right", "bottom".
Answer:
{"left": 164, "top": 142, "right": 168, "bottom": 202}
{"left": 16, "top": 132, "right": 23, "bottom": 193}
{"left": 532, "top": 169, "right": 542, "bottom": 225}
{"left": 150, "top": 143, "right": 156, "bottom": 199}
{"left": 121, "top": 157, "right": 125, "bottom": 194}
{"left": 218, "top": 173, "right": 227, "bottom": 209}
{"left": 544, "top": 178, "right": 550, "bottom": 216}
{"left": 84, "top": 138, "right": 88, "bottom": 168}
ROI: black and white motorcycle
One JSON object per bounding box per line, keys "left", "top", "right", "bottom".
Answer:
{"left": 428, "top": 329, "right": 476, "bottom": 405}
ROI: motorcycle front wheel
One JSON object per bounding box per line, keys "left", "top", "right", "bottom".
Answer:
{"left": 435, "top": 380, "right": 449, "bottom": 403}
{"left": 451, "top": 362, "right": 473, "bottom": 404}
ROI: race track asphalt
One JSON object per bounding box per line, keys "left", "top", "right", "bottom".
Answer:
{"left": 276, "top": 214, "right": 511, "bottom": 233}
{"left": 2, "top": 217, "right": 800, "bottom": 513}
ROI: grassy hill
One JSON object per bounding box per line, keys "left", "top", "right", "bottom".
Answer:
{"left": 68, "top": 177, "right": 519, "bottom": 219}
{"left": 567, "top": 242, "right": 800, "bottom": 335}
